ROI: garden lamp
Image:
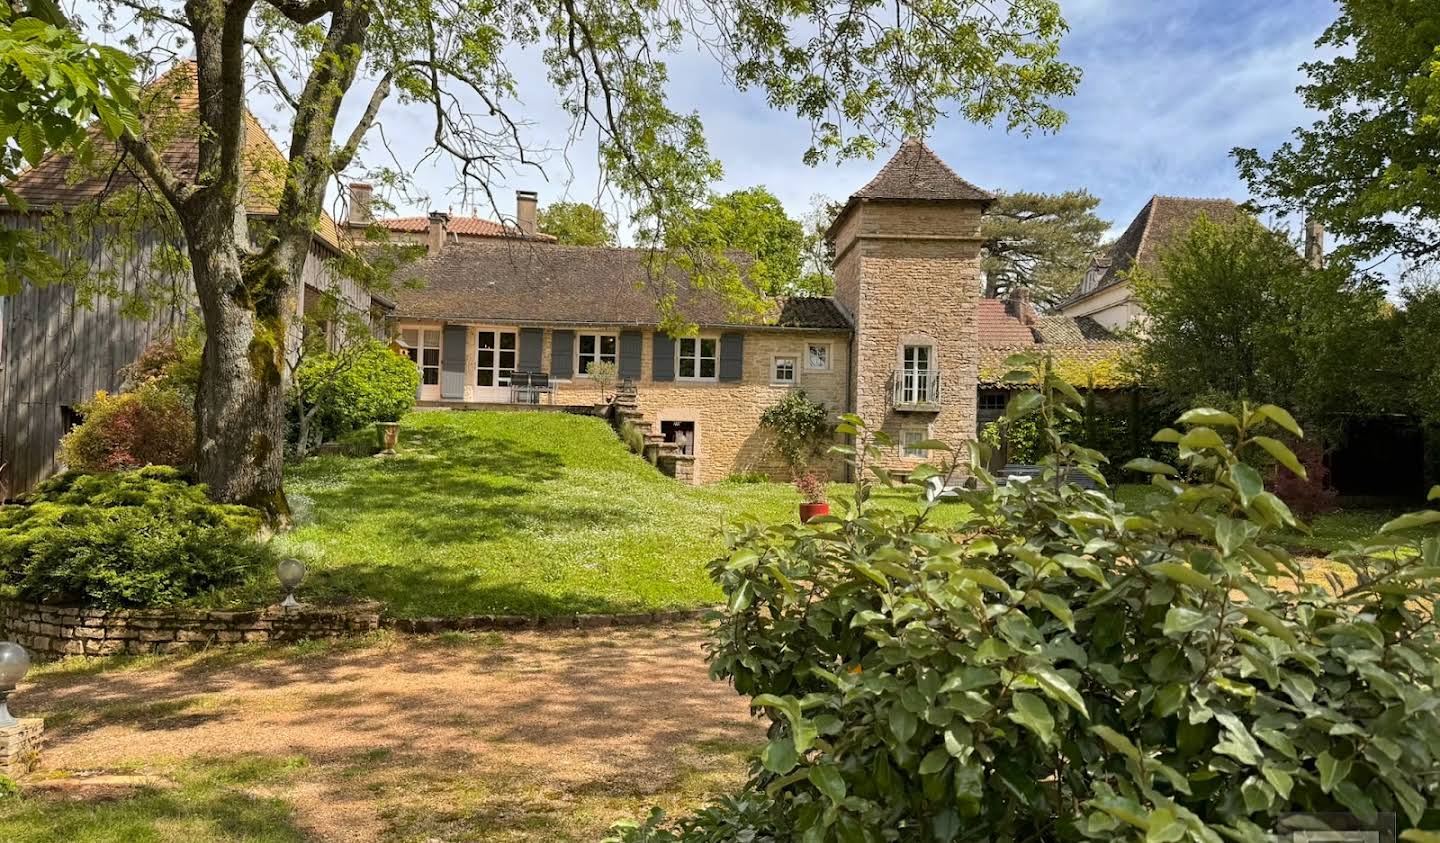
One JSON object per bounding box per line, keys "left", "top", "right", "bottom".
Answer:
{"left": 277, "top": 558, "right": 306, "bottom": 609}
{"left": 0, "top": 641, "right": 31, "bottom": 728}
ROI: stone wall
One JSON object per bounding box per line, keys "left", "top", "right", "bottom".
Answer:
{"left": 0, "top": 719, "right": 42, "bottom": 779}
{"left": 0, "top": 601, "right": 382, "bottom": 659}
{"left": 831, "top": 199, "right": 984, "bottom": 473}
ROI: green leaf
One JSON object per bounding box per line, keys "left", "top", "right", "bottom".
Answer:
{"left": 890, "top": 705, "right": 917, "bottom": 744}
{"left": 1252, "top": 436, "right": 1306, "bottom": 479}
{"left": 1007, "top": 692, "right": 1055, "bottom": 745}
{"left": 1213, "top": 712, "right": 1263, "bottom": 766}
{"left": 953, "top": 760, "right": 983, "bottom": 802}
{"left": 1162, "top": 606, "right": 1211, "bottom": 637}
{"left": 809, "top": 763, "right": 847, "bottom": 804}
{"left": 1231, "top": 463, "right": 1264, "bottom": 506}
{"left": 1317, "top": 751, "right": 1351, "bottom": 794}
{"left": 1239, "top": 606, "right": 1298, "bottom": 647}
{"left": 1091, "top": 725, "right": 1142, "bottom": 763}
{"left": 1215, "top": 514, "right": 1248, "bottom": 556}
{"left": 1035, "top": 592, "right": 1075, "bottom": 632}
{"left": 1005, "top": 391, "right": 1044, "bottom": 420}
{"left": 1029, "top": 665, "right": 1088, "bottom": 718}
{"left": 919, "top": 746, "right": 950, "bottom": 775}
{"left": 1401, "top": 832, "right": 1440, "bottom": 843}
{"left": 1151, "top": 427, "right": 1183, "bottom": 444}
{"left": 1177, "top": 407, "right": 1240, "bottom": 428}
{"left": 1379, "top": 510, "right": 1440, "bottom": 533}
{"left": 1148, "top": 562, "right": 1213, "bottom": 591}
{"left": 1123, "top": 458, "right": 1178, "bottom": 476}
{"left": 1179, "top": 427, "right": 1226, "bottom": 450}
{"left": 761, "top": 736, "right": 798, "bottom": 773}
{"left": 956, "top": 567, "right": 1012, "bottom": 594}
{"left": 1261, "top": 765, "right": 1293, "bottom": 799}
{"left": 1145, "top": 805, "right": 1185, "bottom": 842}
{"left": 1254, "top": 404, "right": 1302, "bottom": 437}
{"left": 1429, "top": 485, "right": 1440, "bottom": 502}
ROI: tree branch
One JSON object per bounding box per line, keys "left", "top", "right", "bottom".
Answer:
{"left": 332, "top": 70, "right": 393, "bottom": 172}
{"left": 117, "top": 129, "right": 193, "bottom": 208}
{"left": 249, "top": 39, "right": 300, "bottom": 110}
{"left": 260, "top": 0, "right": 335, "bottom": 24}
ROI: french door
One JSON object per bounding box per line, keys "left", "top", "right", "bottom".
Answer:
{"left": 476, "top": 329, "right": 518, "bottom": 400}
{"left": 902, "top": 344, "right": 933, "bottom": 404}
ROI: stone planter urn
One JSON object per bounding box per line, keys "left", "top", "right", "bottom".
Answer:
{"left": 375, "top": 421, "right": 400, "bottom": 455}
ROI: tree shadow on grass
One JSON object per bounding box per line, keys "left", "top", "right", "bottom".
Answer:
{"left": 0, "top": 781, "right": 307, "bottom": 843}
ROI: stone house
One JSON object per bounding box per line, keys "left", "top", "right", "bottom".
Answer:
{"left": 1057, "top": 195, "right": 1240, "bottom": 331}
{"left": 383, "top": 139, "right": 1118, "bottom": 483}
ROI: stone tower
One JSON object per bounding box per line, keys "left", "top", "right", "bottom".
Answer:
{"left": 828, "top": 139, "right": 992, "bottom": 470}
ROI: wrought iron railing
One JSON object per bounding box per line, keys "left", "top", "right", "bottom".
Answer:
{"left": 891, "top": 369, "right": 942, "bottom": 409}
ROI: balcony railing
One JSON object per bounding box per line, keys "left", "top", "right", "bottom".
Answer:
{"left": 891, "top": 369, "right": 943, "bottom": 410}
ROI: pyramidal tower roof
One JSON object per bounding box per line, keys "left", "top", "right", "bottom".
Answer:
{"left": 852, "top": 138, "right": 995, "bottom": 203}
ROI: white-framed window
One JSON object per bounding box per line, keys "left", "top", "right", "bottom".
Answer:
{"left": 577, "top": 333, "right": 619, "bottom": 375}
{"left": 420, "top": 329, "right": 441, "bottom": 386}
{"left": 806, "top": 342, "right": 832, "bottom": 371}
{"left": 901, "top": 343, "right": 934, "bottom": 404}
{"left": 902, "top": 429, "right": 931, "bottom": 459}
{"left": 771, "top": 355, "right": 797, "bottom": 386}
{"left": 677, "top": 337, "right": 718, "bottom": 381}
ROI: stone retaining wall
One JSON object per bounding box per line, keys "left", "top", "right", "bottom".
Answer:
{"left": 0, "top": 599, "right": 712, "bottom": 660}
{"left": 0, "top": 719, "right": 42, "bottom": 779}
{"left": 0, "top": 600, "right": 383, "bottom": 659}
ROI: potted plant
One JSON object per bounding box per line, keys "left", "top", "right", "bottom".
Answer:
{"left": 587, "top": 361, "right": 619, "bottom": 411}
{"left": 795, "top": 471, "right": 829, "bottom": 522}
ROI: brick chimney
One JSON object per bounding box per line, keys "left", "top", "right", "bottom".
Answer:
{"left": 347, "top": 183, "right": 373, "bottom": 225}
{"left": 1304, "top": 216, "right": 1324, "bottom": 269}
{"left": 516, "top": 190, "right": 538, "bottom": 237}
{"left": 427, "top": 211, "right": 449, "bottom": 255}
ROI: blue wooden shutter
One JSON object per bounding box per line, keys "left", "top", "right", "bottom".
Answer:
{"left": 719, "top": 332, "right": 744, "bottom": 382}
{"left": 652, "top": 333, "right": 675, "bottom": 382}
{"left": 518, "top": 327, "right": 544, "bottom": 372}
{"left": 551, "top": 330, "right": 574, "bottom": 378}
{"left": 618, "top": 330, "right": 643, "bottom": 380}
{"left": 441, "top": 325, "right": 467, "bottom": 399}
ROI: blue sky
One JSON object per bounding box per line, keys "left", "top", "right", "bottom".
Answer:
{"left": 368, "top": 0, "right": 1339, "bottom": 240}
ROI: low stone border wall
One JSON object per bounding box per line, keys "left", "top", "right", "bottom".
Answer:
{"left": 390, "top": 608, "right": 709, "bottom": 634}
{"left": 0, "top": 600, "right": 383, "bottom": 659}
{"left": 0, "top": 599, "right": 712, "bottom": 659}
{"left": 0, "top": 719, "right": 42, "bottom": 779}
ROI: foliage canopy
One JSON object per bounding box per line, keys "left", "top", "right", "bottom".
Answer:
{"left": 981, "top": 190, "right": 1109, "bottom": 306}
{"left": 536, "top": 201, "right": 618, "bottom": 247}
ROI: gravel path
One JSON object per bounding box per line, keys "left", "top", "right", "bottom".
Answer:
{"left": 21, "top": 625, "right": 759, "bottom": 841}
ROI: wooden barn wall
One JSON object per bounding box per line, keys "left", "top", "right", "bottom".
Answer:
{"left": 1, "top": 213, "right": 369, "bottom": 498}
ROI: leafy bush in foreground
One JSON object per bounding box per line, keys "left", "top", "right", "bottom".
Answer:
{"left": 614, "top": 354, "right": 1440, "bottom": 842}
{"left": 293, "top": 340, "right": 419, "bottom": 444}
{"left": 0, "top": 467, "right": 269, "bottom": 608}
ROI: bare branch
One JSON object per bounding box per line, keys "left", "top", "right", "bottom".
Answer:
{"left": 332, "top": 70, "right": 394, "bottom": 172}
{"left": 248, "top": 39, "right": 300, "bottom": 110}
{"left": 260, "top": 0, "right": 335, "bottom": 25}
{"left": 117, "top": 129, "right": 193, "bottom": 208}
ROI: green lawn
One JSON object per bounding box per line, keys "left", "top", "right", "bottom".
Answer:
{"left": 265, "top": 411, "right": 800, "bottom": 618}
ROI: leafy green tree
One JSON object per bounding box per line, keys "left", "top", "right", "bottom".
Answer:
{"left": 1, "top": 0, "right": 138, "bottom": 291}
{"left": 981, "top": 189, "right": 1108, "bottom": 305}
{"left": 1234, "top": 0, "right": 1440, "bottom": 267}
{"left": 1130, "top": 214, "right": 1399, "bottom": 439}
{"left": 1397, "top": 275, "right": 1440, "bottom": 425}
{"left": 536, "top": 201, "right": 617, "bottom": 247}
{"left": 16, "top": 0, "right": 1078, "bottom": 519}
{"left": 799, "top": 194, "right": 845, "bottom": 296}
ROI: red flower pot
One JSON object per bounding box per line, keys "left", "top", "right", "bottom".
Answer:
{"left": 799, "top": 502, "right": 830, "bottom": 523}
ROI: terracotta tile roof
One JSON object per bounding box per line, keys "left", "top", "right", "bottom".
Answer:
{"left": 2, "top": 62, "right": 344, "bottom": 252}
{"left": 1066, "top": 195, "right": 1239, "bottom": 304}
{"left": 371, "top": 215, "right": 557, "bottom": 242}
{"left": 977, "top": 299, "right": 1040, "bottom": 345}
{"left": 853, "top": 138, "right": 995, "bottom": 203}
{"left": 392, "top": 240, "right": 851, "bottom": 331}
{"left": 976, "top": 296, "right": 1131, "bottom": 386}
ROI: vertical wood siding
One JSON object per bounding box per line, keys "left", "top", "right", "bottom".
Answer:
{"left": 0, "top": 212, "right": 372, "bottom": 498}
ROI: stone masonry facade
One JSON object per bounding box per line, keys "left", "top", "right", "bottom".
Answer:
{"left": 0, "top": 600, "right": 382, "bottom": 659}
{"left": 832, "top": 200, "right": 983, "bottom": 472}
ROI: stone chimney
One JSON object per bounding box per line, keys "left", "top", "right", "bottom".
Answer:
{"left": 516, "top": 190, "right": 538, "bottom": 237}
{"left": 1005, "top": 285, "right": 1035, "bottom": 325}
{"left": 427, "top": 211, "right": 449, "bottom": 255}
{"left": 348, "top": 183, "right": 373, "bottom": 226}
{"left": 1304, "top": 216, "right": 1325, "bottom": 269}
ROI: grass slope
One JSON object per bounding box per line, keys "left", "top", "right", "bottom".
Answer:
{"left": 275, "top": 411, "right": 797, "bottom": 618}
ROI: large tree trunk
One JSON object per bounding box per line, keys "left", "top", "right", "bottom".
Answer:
{"left": 183, "top": 204, "right": 293, "bottom": 524}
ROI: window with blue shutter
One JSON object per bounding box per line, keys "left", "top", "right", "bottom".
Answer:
{"left": 441, "top": 325, "right": 467, "bottom": 399}
{"left": 518, "top": 327, "right": 544, "bottom": 372}
{"left": 618, "top": 330, "right": 643, "bottom": 380}
{"left": 652, "top": 333, "right": 675, "bottom": 381}
{"left": 718, "top": 332, "right": 744, "bottom": 382}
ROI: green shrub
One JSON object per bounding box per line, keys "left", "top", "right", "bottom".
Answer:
{"left": 293, "top": 340, "right": 419, "bottom": 442}
{"left": 59, "top": 383, "right": 196, "bottom": 473}
{"left": 0, "top": 467, "right": 270, "bottom": 608}
{"left": 759, "top": 390, "right": 833, "bottom": 477}
{"left": 616, "top": 354, "right": 1440, "bottom": 842}
{"left": 620, "top": 420, "right": 647, "bottom": 456}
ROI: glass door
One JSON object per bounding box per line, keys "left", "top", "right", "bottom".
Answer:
{"left": 902, "top": 345, "right": 932, "bottom": 404}
{"left": 476, "top": 329, "right": 518, "bottom": 401}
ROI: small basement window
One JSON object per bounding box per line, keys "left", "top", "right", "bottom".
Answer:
{"left": 902, "top": 429, "right": 930, "bottom": 459}
{"left": 661, "top": 420, "right": 696, "bottom": 456}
